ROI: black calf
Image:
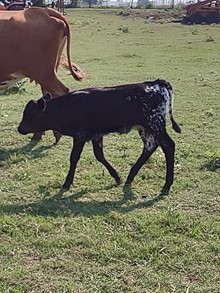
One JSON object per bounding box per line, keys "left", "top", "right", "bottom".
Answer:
{"left": 18, "top": 79, "right": 181, "bottom": 193}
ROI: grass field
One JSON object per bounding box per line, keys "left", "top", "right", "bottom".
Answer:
{"left": 0, "top": 8, "right": 220, "bottom": 293}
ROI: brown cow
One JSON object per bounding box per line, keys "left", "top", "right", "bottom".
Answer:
{"left": 0, "top": 6, "right": 86, "bottom": 142}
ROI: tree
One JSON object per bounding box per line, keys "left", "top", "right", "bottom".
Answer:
{"left": 70, "top": 0, "right": 81, "bottom": 7}
{"left": 82, "top": 0, "right": 99, "bottom": 7}
{"left": 137, "top": 0, "right": 152, "bottom": 9}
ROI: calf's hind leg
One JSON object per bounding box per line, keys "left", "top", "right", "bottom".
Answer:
{"left": 158, "top": 131, "right": 176, "bottom": 193}
{"left": 126, "top": 129, "right": 176, "bottom": 193}
{"left": 125, "top": 131, "right": 158, "bottom": 185}
{"left": 92, "top": 137, "right": 121, "bottom": 184}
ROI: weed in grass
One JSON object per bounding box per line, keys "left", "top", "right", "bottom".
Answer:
{"left": 120, "top": 53, "right": 139, "bottom": 58}
{"left": 137, "top": 62, "right": 144, "bottom": 67}
{"left": 205, "top": 108, "right": 214, "bottom": 117}
{"left": 191, "top": 28, "right": 199, "bottom": 35}
{"left": 117, "top": 25, "right": 131, "bottom": 33}
{"left": 97, "top": 26, "right": 106, "bottom": 32}
{"left": 205, "top": 35, "right": 215, "bottom": 42}
{"left": 202, "top": 149, "right": 220, "bottom": 171}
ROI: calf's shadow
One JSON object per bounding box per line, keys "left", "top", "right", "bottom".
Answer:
{"left": 0, "top": 139, "right": 55, "bottom": 164}
{"left": 0, "top": 181, "right": 168, "bottom": 218}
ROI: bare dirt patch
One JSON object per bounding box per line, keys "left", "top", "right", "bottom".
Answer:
{"left": 117, "top": 8, "right": 185, "bottom": 22}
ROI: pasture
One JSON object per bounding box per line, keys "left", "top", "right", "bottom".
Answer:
{"left": 0, "top": 8, "right": 219, "bottom": 293}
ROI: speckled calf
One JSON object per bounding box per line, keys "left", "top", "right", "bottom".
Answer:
{"left": 18, "top": 79, "right": 181, "bottom": 193}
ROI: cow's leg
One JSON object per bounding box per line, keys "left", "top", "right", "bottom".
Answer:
{"left": 125, "top": 130, "right": 158, "bottom": 185}
{"left": 63, "top": 139, "right": 85, "bottom": 189}
{"left": 45, "top": 81, "right": 68, "bottom": 144}
{"left": 158, "top": 132, "right": 176, "bottom": 193}
{"left": 47, "top": 81, "right": 69, "bottom": 144}
{"left": 41, "top": 79, "right": 69, "bottom": 97}
{"left": 31, "top": 77, "right": 70, "bottom": 143}
{"left": 92, "top": 138, "right": 121, "bottom": 184}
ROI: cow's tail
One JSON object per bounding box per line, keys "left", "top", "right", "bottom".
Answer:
{"left": 59, "top": 56, "right": 86, "bottom": 81}
{"left": 167, "top": 87, "right": 181, "bottom": 134}
{"left": 45, "top": 8, "right": 86, "bottom": 81}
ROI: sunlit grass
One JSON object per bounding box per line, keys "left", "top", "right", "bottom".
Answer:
{"left": 0, "top": 8, "right": 219, "bottom": 292}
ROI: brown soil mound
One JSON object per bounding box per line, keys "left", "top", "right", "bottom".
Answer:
{"left": 117, "top": 8, "right": 185, "bottom": 22}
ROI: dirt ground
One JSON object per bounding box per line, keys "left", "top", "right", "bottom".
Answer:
{"left": 117, "top": 8, "right": 185, "bottom": 22}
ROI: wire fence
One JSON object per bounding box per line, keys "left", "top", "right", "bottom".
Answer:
{"left": 100, "top": 0, "right": 189, "bottom": 7}
{"left": 45, "top": 0, "right": 190, "bottom": 8}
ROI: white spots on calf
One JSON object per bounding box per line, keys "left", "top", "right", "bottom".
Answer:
{"left": 145, "top": 133, "right": 155, "bottom": 151}
{"left": 126, "top": 95, "right": 138, "bottom": 102}
{"left": 138, "top": 127, "right": 156, "bottom": 151}
{"left": 143, "top": 83, "right": 174, "bottom": 132}
{"left": 159, "top": 86, "right": 172, "bottom": 114}
{"left": 144, "top": 84, "right": 161, "bottom": 93}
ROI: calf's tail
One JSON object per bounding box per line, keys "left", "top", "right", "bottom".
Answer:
{"left": 170, "top": 114, "right": 181, "bottom": 133}
{"left": 168, "top": 90, "right": 181, "bottom": 134}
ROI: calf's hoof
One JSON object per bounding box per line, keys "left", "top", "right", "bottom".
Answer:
{"left": 53, "top": 131, "right": 62, "bottom": 144}
{"left": 62, "top": 183, "right": 71, "bottom": 190}
{"left": 161, "top": 184, "right": 171, "bottom": 194}
{"left": 31, "top": 132, "right": 43, "bottom": 141}
{"left": 124, "top": 178, "right": 132, "bottom": 185}
{"left": 115, "top": 175, "right": 122, "bottom": 185}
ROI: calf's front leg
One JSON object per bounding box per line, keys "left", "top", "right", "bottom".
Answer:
{"left": 31, "top": 132, "right": 45, "bottom": 141}
{"left": 63, "top": 138, "right": 85, "bottom": 189}
{"left": 31, "top": 130, "right": 61, "bottom": 144}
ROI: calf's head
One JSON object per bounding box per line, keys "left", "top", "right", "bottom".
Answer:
{"left": 18, "top": 93, "right": 51, "bottom": 135}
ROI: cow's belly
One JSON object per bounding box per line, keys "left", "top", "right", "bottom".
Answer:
{"left": 0, "top": 73, "right": 25, "bottom": 91}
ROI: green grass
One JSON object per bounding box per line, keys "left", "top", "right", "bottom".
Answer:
{"left": 0, "top": 8, "right": 220, "bottom": 293}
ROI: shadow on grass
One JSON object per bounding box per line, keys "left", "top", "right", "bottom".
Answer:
{"left": 0, "top": 183, "right": 168, "bottom": 217}
{"left": 0, "top": 140, "right": 55, "bottom": 163}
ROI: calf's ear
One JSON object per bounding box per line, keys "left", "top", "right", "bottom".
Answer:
{"left": 43, "top": 92, "right": 52, "bottom": 101}
{"left": 37, "top": 98, "right": 47, "bottom": 112}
